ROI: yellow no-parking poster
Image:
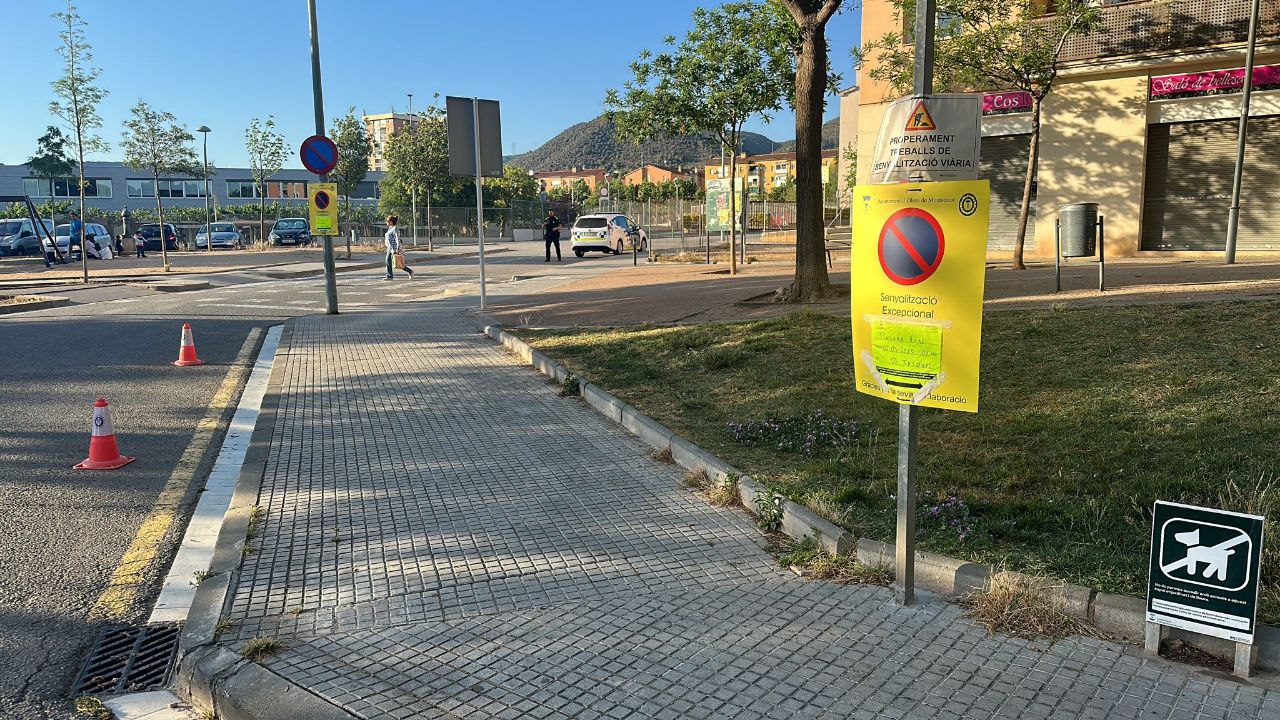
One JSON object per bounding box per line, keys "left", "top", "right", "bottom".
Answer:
{"left": 851, "top": 180, "right": 989, "bottom": 413}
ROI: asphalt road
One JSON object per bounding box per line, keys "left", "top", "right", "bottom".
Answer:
{"left": 0, "top": 244, "right": 630, "bottom": 719}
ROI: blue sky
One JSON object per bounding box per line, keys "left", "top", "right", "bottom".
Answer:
{"left": 3, "top": 1, "right": 861, "bottom": 169}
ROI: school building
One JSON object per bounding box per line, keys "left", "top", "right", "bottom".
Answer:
{"left": 850, "top": 0, "right": 1280, "bottom": 259}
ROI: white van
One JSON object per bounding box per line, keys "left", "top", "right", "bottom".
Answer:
{"left": 0, "top": 218, "right": 55, "bottom": 256}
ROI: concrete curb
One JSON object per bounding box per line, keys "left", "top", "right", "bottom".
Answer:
{"left": 173, "top": 323, "right": 357, "bottom": 719}
{"left": 259, "top": 262, "right": 383, "bottom": 279}
{"left": 479, "top": 322, "right": 1280, "bottom": 672}
{"left": 0, "top": 295, "right": 71, "bottom": 314}
{"left": 149, "top": 281, "right": 211, "bottom": 293}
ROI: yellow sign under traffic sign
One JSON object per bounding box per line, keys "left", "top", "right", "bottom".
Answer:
{"left": 851, "top": 179, "right": 989, "bottom": 413}
{"left": 308, "top": 182, "right": 339, "bottom": 236}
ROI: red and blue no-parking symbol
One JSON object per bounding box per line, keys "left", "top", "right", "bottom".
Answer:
{"left": 314, "top": 190, "right": 331, "bottom": 210}
{"left": 878, "top": 208, "right": 945, "bottom": 285}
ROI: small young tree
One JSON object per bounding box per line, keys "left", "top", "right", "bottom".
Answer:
{"left": 245, "top": 116, "right": 287, "bottom": 244}
{"left": 329, "top": 107, "right": 372, "bottom": 253}
{"left": 49, "top": 0, "right": 107, "bottom": 283}
{"left": 121, "top": 101, "right": 199, "bottom": 271}
{"left": 381, "top": 103, "right": 450, "bottom": 239}
{"left": 607, "top": 2, "right": 794, "bottom": 275}
{"left": 859, "top": 0, "right": 1100, "bottom": 269}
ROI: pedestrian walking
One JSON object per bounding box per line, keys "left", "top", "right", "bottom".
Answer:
{"left": 133, "top": 231, "right": 147, "bottom": 258}
{"left": 384, "top": 215, "right": 414, "bottom": 280}
{"left": 543, "top": 209, "right": 562, "bottom": 262}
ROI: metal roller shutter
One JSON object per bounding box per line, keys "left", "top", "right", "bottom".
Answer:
{"left": 1142, "top": 116, "right": 1280, "bottom": 251}
{"left": 979, "top": 135, "right": 1034, "bottom": 251}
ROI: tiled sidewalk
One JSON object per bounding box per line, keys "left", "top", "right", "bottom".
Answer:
{"left": 224, "top": 303, "right": 1279, "bottom": 719}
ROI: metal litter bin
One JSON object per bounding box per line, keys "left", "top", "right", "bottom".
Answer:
{"left": 1059, "top": 202, "right": 1099, "bottom": 257}
{"left": 1054, "top": 203, "right": 1105, "bottom": 292}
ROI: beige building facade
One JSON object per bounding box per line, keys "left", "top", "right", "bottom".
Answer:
{"left": 855, "top": 0, "right": 1280, "bottom": 260}
{"left": 364, "top": 112, "right": 413, "bottom": 172}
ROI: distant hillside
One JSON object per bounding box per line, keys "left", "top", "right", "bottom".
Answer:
{"left": 774, "top": 117, "right": 841, "bottom": 152}
{"left": 508, "top": 116, "right": 781, "bottom": 173}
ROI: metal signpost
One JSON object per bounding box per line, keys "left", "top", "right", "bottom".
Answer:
{"left": 445, "top": 96, "right": 504, "bottom": 310}
{"left": 852, "top": 0, "right": 989, "bottom": 606}
{"left": 1146, "top": 501, "right": 1265, "bottom": 677}
{"left": 305, "top": 0, "right": 338, "bottom": 316}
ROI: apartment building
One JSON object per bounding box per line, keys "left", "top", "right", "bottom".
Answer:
{"left": 620, "top": 164, "right": 701, "bottom": 188}
{"left": 701, "top": 149, "right": 839, "bottom": 195}
{"left": 364, "top": 112, "right": 414, "bottom": 172}
{"left": 533, "top": 168, "right": 607, "bottom": 193}
{"left": 855, "top": 0, "right": 1280, "bottom": 259}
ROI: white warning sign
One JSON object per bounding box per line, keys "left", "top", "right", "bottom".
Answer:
{"left": 870, "top": 94, "right": 981, "bottom": 184}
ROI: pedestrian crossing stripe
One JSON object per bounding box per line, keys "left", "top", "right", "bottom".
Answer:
{"left": 904, "top": 101, "right": 937, "bottom": 132}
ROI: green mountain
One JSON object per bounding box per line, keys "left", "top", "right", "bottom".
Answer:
{"left": 507, "top": 116, "right": 785, "bottom": 173}
{"left": 773, "top": 117, "right": 841, "bottom": 152}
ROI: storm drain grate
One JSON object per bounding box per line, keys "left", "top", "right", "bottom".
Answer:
{"left": 71, "top": 623, "right": 181, "bottom": 697}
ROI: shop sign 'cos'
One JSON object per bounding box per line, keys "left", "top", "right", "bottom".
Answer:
{"left": 870, "top": 94, "right": 981, "bottom": 184}
{"left": 850, "top": 180, "right": 989, "bottom": 413}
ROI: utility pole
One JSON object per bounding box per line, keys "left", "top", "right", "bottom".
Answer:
{"left": 1225, "top": 0, "right": 1262, "bottom": 265}
{"left": 408, "top": 92, "right": 419, "bottom": 248}
{"left": 307, "top": 0, "right": 339, "bottom": 315}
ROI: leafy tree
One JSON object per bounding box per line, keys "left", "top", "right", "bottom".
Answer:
{"left": 245, "top": 116, "right": 287, "bottom": 244}
{"left": 26, "top": 127, "right": 75, "bottom": 199}
{"left": 607, "top": 1, "right": 794, "bottom": 275}
{"left": 774, "top": 0, "right": 842, "bottom": 301}
{"left": 768, "top": 176, "right": 797, "bottom": 202}
{"left": 121, "top": 100, "right": 199, "bottom": 271}
{"left": 330, "top": 107, "right": 373, "bottom": 249}
{"left": 380, "top": 102, "right": 452, "bottom": 228}
{"left": 858, "top": 0, "right": 1101, "bottom": 269}
{"left": 49, "top": 0, "right": 107, "bottom": 283}
{"left": 486, "top": 165, "right": 540, "bottom": 207}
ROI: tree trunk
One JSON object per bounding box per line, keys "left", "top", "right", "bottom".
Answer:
{"left": 344, "top": 195, "right": 352, "bottom": 259}
{"left": 259, "top": 191, "right": 266, "bottom": 247}
{"left": 728, "top": 143, "right": 738, "bottom": 276}
{"left": 1012, "top": 97, "right": 1042, "bottom": 271}
{"left": 156, "top": 175, "right": 170, "bottom": 272}
{"left": 783, "top": 22, "right": 834, "bottom": 301}
{"left": 77, "top": 157, "right": 88, "bottom": 283}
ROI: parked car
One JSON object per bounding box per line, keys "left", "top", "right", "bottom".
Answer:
{"left": 195, "top": 222, "right": 243, "bottom": 250}
{"left": 0, "top": 218, "right": 55, "bottom": 257}
{"left": 55, "top": 223, "right": 114, "bottom": 259}
{"left": 134, "top": 223, "right": 179, "bottom": 252}
{"left": 569, "top": 213, "right": 648, "bottom": 257}
{"left": 269, "top": 218, "right": 311, "bottom": 246}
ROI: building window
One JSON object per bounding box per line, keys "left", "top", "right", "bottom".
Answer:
{"left": 773, "top": 162, "right": 789, "bottom": 173}
{"left": 226, "top": 180, "right": 257, "bottom": 198}
{"left": 127, "top": 179, "right": 155, "bottom": 198}
{"left": 24, "top": 177, "right": 111, "bottom": 198}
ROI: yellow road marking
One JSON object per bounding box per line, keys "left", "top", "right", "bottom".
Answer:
{"left": 89, "top": 327, "right": 264, "bottom": 621}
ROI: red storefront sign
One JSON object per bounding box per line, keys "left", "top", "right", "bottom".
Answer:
{"left": 1150, "top": 64, "right": 1280, "bottom": 98}
{"left": 982, "top": 91, "right": 1033, "bottom": 115}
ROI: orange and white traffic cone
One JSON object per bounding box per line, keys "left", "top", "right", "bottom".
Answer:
{"left": 173, "top": 323, "right": 205, "bottom": 366}
{"left": 74, "top": 398, "right": 136, "bottom": 470}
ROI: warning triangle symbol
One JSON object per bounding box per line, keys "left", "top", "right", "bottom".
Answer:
{"left": 904, "top": 100, "right": 937, "bottom": 131}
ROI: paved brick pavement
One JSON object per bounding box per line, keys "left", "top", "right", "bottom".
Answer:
{"left": 225, "top": 301, "right": 1280, "bottom": 719}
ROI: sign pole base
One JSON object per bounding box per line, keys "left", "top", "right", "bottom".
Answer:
{"left": 1143, "top": 621, "right": 1163, "bottom": 655}
{"left": 895, "top": 403, "right": 920, "bottom": 606}
{"left": 1235, "top": 641, "right": 1257, "bottom": 679}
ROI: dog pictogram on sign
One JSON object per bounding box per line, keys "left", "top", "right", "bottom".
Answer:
{"left": 904, "top": 100, "right": 937, "bottom": 131}
{"left": 878, "top": 208, "right": 945, "bottom": 285}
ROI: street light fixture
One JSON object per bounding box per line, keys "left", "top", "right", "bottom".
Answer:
{"left": 197, "top": 125, "right": 211, "bottom": 253}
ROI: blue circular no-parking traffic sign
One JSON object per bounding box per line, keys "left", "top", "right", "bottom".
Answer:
{"left": 300, "top": 135, "right": 338, "bottom": 175}
{"left": 314, "top": 190, "right": 331, "bottom": 210}
{"left": 878, "top": 208, "right": 945, "bottom": 286}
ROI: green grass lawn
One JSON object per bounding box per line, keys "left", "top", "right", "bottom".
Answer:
{"left": 519, "top": 302, "right": 1280, "bottom": 624}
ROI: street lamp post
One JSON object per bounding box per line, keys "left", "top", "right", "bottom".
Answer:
{"left": 197, "top": 126, "right": 211, "bottom": 253}
{"left": 408, "top": 92, "right": 419, "bottom": 248}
